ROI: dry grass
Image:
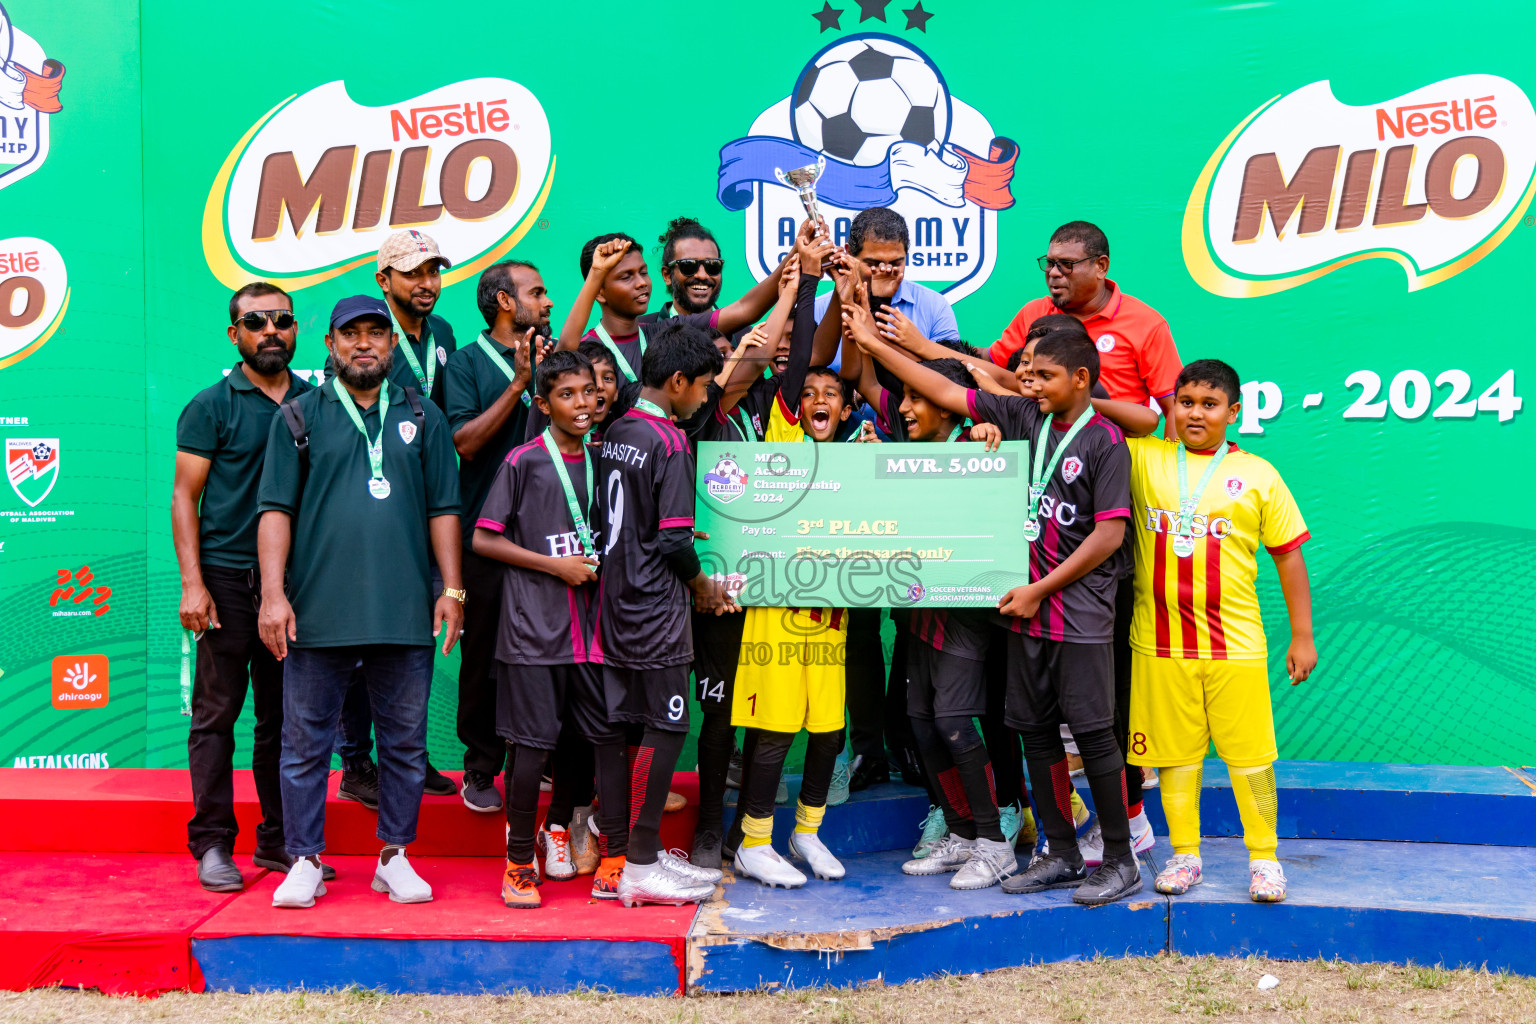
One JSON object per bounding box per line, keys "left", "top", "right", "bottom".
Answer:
{"left": 3, "top": 955, "right": 1534, "bottom": 1024}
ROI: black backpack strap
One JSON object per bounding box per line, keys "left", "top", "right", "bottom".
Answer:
{"left": 279, "top": 397, "right": 310, "bottom": 490}
{"left": 403, "top": 385, "right": 425, "bottom": 424}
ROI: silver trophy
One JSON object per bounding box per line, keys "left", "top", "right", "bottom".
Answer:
{"left": 775, "top": 157, "right": 827, "bottom": 226}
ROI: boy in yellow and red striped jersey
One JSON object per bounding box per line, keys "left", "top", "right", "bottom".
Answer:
{"left": 1114, "top": 359, "right": 1317, "bottom": 903}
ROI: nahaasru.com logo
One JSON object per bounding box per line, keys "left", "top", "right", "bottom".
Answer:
{"left": 1184, "top": 74, "right": 1536, "bottom": 297}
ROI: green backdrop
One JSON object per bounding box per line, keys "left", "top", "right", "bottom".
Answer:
{"left": 2, "top": 0, "right": 1532, "bottom": 771}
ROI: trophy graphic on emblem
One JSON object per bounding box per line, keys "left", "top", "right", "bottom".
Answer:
{"left": 774, "top": 157, "right": 826, "bottom": 227}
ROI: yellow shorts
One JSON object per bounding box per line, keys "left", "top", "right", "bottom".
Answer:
{"left": 731, "top": 606, "right": 847, "bottom": 733}
{"left": 1128, "top": 654, "right": 1276, "bottom": 768}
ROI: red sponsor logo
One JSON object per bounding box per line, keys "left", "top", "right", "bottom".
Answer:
{"left": 389, "top": 100, "right": 511, "bottom": 142}
{"left": 1376, "top": 96, "right": 1497, "bottom": 141}
{"left": 52, "top": 654, "right": 109, "bottom": 709}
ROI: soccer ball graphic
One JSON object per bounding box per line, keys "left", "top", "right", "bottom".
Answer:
{"left": 714, "top": 457, "right": 744, "bottom": 482}
{"left": 30, "top": 442, "right": 52, "bottom": 461}
{"left": 791, "top": 36, "right": 950, "bottom": 167}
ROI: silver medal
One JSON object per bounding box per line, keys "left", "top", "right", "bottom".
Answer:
{"left": 1171, "top": 533, "right": 1196, "bottom": 558}
{"left": 369, "top": 477, "right": 391, "bottom": 500}
{"left": 1022, "top": 520, "right": 1041, "bottom": 543}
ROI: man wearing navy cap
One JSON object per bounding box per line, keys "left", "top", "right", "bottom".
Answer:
{"left": 256, "top": 295, "right": 464, "bottom": 909}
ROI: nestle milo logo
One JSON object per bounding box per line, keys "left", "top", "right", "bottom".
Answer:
{"left": 1184, "top": 74, "right": 1536, "bottom": 297}
{"left": 203, "top": 78, "right": 555, "bottom": 291}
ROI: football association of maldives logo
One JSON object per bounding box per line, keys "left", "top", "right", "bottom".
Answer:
{"left": 204, "top": 78, "right": 554, "bottom": 292}
{"left": 718, "top": 34, "right": 1017, "bottom": 302}
{"left": 704, "top": 454, "right": 749, "bottom": 504}
{"left": 1184, "top": 74, "right": 1536, "bottom": 297}
{"left": 0, "top": 4, "right": 66, "bottom": 193}
{"left": 6, "top": 436, "right": 58, "bottom": 507}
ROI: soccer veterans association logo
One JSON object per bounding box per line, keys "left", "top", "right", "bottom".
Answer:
{"left": 6, "top": 436, "right": 58, "bottom": 507}
{"left": 1184, "top": 74, "right": 1536, "bottom": 297}
{"left": 0, "top": 237, "right": 69, "bottom": 369}
{"left": 718, "top": 33, "right": 1017, "bottom": 301}
{"left": 0, "top": 3, "right": 66, "bottom": 194}
{"left": 203, "top": 78, "right": 555, "bottom": 291}
{"left": 704, "top": 454, "right": 749, "bottom": 504}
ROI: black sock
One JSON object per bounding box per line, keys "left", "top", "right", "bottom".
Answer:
{"left": 911, "top": 716, "right": 970, "bottom": 836}
{"left": 1076, "top": 725, "right": 1132, "bottom": 861}
{"left": 695, "top": 712, "right": 735, "bottom": 834}
{"left": 625, "top": 728, "right": 685, "bottom": 866}
{"left": 797, "top": 728, "right": 844, "bottom": 808}
{"left": 546, "top": 725, "right": 594, "bottom": 830}
{"left": 1018, "top": 722, "right": 1079, "bottom": 863}
{"left": 503, "top": 743, "right": 549, "bottom": 864}
{"left": 592, "top": 740, "right": 627, "bottom": 858}
{"left": 949, "top": 738, "right": 1003, "bottom": 842}
{"left": 742, "top": 730, "right": 793, "bottom": 820}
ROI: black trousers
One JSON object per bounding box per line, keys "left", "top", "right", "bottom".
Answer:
{"left": 844, "top": 609, "right": 914, "bottom": 763}
{"left": 186, "top": 566, "right": 284, "bottom": 858}
{"left": 457, "top": 550, "right": 508, "bottom": 775}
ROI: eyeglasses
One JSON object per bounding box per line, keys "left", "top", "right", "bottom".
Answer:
{"left": 860, "top": 257, "right": 906, "bottom": 273}
{"left": 1037, "top": 255, "right": 1098, "bottom": 273}
{"left": 665, "top": 258, "right": 724, "bottom": 277}
{"left": 234, "top": 310, "right": 296, "bottom": 331}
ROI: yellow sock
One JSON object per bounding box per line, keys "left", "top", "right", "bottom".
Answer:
{"left": 1160, "top": 763, "right": 1204, "bottom": 857}
{"left": 794, "top": 801, "right": 825, "bottom": 835}
{"left": 741, "top": 813, "right": 775, "bottom": 848}
{"left": 1070, "top": 789, "right": 1089, "bottom": 829}
{"left": 1018, "top": 806, "right": 1038, "bottom": 846}
{"left": 1229, "top": 763, "right": 1279, "bottom": 862}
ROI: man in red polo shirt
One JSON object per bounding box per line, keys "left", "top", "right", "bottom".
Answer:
{"left": 990, "top": 221, "right": 1181, "bottom": 435}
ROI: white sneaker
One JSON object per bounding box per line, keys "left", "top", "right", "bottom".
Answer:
{"left": 1078, "top": 820, "right": 1104, "bottom": 868}
{"left": 538, "top": 825, "right": 576, "bottom": 881}
{"left": 733, "top": 842, "right": 807, "bottom": 888}
{"left": 272, "top": 858, "right": 326, "bottom": 908}
{"left": 950, "top": 837, "right": 1017, "bottom": 890}
{"left": 788, "top": 832, "right": 845, "bottom": 880}
{"left": 1250, "top": 858, "right": 1287, "bottom": 903}
{"left": 901, "top": 833, "right": 975, "bottom": 876}
{"left": 371, "top": 848, "right": 433, "bottom": 904}
{"left": 1130, "top": 809, "right": 1156, "bottom": 854}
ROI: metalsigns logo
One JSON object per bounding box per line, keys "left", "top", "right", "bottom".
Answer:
{"left": 1185, "top": 75, "right": 1536, "bottom": 296}
{"left": 6, "top": 436, "right": 57, "bottom": 506}
{"left": 203, "top": 78, "right": 554, "bottom": 291}
{"left": 717, "top": 34, "right": 1017, "bottom": 301}
{"left": 0, "top": 237, "right": 69, "bottom": 368}
{"left": 0, "top": 3, "right": 66, "bottom": 193}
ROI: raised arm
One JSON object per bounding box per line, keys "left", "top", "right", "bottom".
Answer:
{"left": 839, "top": 307, "right": 884, "bottom": 409}
{"left": 845, "top": 308, "right": 970, "bottom": 417}
{"left": 556, "top": 239, "right": 632, "bottom": 349}
{"left": 1090, "top": 396, "right": 1162, "bottom": 437}
{"left": 715, "top": 250, "right": 790, "bottom": 335}
{"left": 878, "top": 307, "right": 1017, "bottom": 389}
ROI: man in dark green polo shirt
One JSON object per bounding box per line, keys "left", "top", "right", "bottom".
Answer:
{"left": 174, "top": 282, "right": 327, "bottom": 893}
{"left": 256, "top": 294, "right": 463, "bottom": 910}
{"left": 333, "top": 228, "right": 461, "bottom": 803}
{"left": 443, "top": 260, "right": 553, "bottom": 812}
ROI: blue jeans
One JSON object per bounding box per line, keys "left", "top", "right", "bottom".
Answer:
{"left": 282, "top": 644, "right": 433, "bottom": 855}
{"left": 335, "top": 568, "right": 441, "bottom": 767}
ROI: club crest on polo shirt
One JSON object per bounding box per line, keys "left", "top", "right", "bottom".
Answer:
{"left": 1095, "top": 334, "right": 1116, "bottom": 353}
{"left": 1062, "top": 456, "right": 1083, "bottom": 484}
{"left": 716, "top": 33, "right": 1018, "bottom": 303}
{"left": 1225, "top": 476, "right": 1244, "bottom": 497}
{"left": 436, "top": 346, "right": 447, "bottom": 365}
{"left": 704, "top": 453, "right": 748, "bottom": 504}
{"left": 398, "top": 420, "right": 417, "bottom": 445}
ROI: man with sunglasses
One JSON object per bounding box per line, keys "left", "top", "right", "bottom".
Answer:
{"left": 175, "top": 283, "right": 323, "bottom": 892}
{"left": 644, "top": 217, "right": 727, "bottom": 322}
{"left": 987, "top": 221, "right": 1181, "bottom": 434}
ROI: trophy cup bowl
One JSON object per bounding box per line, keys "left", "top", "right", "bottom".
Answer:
{"left": 774, "top": 157, "right": 827, "bottom": 228}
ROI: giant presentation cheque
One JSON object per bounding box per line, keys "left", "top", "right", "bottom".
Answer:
{"left": 694, "top": 441, "right": 1031, "bottom": 609}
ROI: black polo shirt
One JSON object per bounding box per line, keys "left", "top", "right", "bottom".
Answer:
{"left": 443, "top": 332, "right": 530, "bottom": 549}
{"left": 257, "top": 380, "right": 461, "bottom": 648}
{"left": 176, "top": 364, "right": 311, "bottom": 569}
{"left": 324, "top": 311, "right": 457, "bottom": 409}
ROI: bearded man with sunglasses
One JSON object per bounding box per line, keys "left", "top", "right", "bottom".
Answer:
{"left": 174, "top": 282, "right": 322, "bottom": 892}
{"left": 987, "top": 221, "right": 1181, "bottom": 432}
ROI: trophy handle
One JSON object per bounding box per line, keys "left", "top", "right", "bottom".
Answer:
{"left": 773, "top": 166, "right": 791, "bottom": 188}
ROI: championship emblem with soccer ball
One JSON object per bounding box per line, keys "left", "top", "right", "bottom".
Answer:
{"left": 704, "top": 455, "right": 749, "bottom": 504}
{"left": 717, "top": 33, "right": 1016, "bottom": 302}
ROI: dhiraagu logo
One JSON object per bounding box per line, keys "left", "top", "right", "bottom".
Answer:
{"left": 1184, "top": 74, "right": 1536, "bottom": 296}
{"left": 203, "top": 78, "right": 555, "bottom": 291}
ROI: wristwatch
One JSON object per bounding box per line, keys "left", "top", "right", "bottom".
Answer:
{"left": 441, "top": 587, "right": 467, "bottom": 605}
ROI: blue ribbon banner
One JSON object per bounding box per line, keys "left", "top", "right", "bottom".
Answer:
{"left": 717, "top": 136, "right": 895, "bottom": 212}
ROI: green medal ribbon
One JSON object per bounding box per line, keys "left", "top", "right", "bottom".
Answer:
{"left": 1172, "top": 443, "right": 1231, "bottom": 558}
{"left": 946, "top": 422, "right": 967, "bottom": 443}
{"left": 332, "top": 377, "right": 391, "bottom": 500}
{"left": 541, "top": 429, "right": 597, "bottom": 562}
{"left": 593, "top": 322, "right": 646, "bottom": 383}
{"left": 389, "top": 307, "right": 436, "bottom": 396}
{"left": 1023, "top": 406, "right": 1095, "bottom": 542}
{"left": 634, "top": 396, "right": 668, "bottom": 419}
{"left": 474, "top": 332, "right": 533, "bottom": 408}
